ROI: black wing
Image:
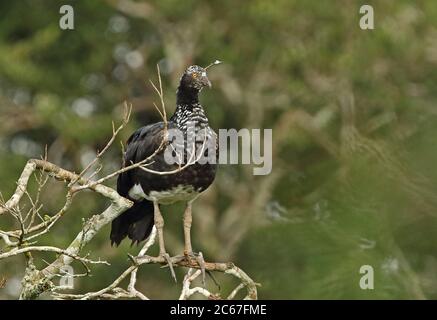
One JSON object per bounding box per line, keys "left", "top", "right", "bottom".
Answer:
{"left": 117, "top": 121, "right": 173, "bottom": 197}
{"left": 112, "top": 122, "right": 171, "bottom": 246}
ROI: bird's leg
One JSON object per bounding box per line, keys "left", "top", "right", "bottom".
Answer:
{"left": 183, "top": 201, "right": 206, "bottom": 285}
{"left": 153, "top": 201, "right": 176, "bottom": 282}
{"left": 183, "top": 202, "right": 193, "bottom": 256}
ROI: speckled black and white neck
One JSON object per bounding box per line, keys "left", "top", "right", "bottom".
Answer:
{"left": 171, "top": 87, "right": 210, "bottom": 131}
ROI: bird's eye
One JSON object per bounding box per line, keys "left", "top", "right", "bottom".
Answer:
{"left": 192, "top": 72, "right": 198, "bottom": 79}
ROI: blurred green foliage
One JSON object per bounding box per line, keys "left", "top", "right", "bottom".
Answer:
{"left": 1, "top": 0, "right": 437, "bottom": 299}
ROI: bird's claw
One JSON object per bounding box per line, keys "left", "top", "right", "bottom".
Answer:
{"left": 184, "top": 251, "right": 206, "bottom": 286}
{"left": 161, "top": 252, "right": 177, "bottom": 282}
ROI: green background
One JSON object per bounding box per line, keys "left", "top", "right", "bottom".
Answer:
{"left": 1, "top": 0, "right": 437, "bottom": 299}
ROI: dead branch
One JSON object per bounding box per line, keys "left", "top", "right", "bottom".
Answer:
{"left": 0, "top": 66, "right": 258, "bottom": 300}
{"left": 51, "top": 227, "right": 258, "bottom": 300}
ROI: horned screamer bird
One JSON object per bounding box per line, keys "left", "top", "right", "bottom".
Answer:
{"left": 110, "top": 62, "right": 221, "bottom": 279}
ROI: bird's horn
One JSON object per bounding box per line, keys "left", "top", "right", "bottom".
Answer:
{"left": 204, "top": 60, "right": 222, "bottom": 70}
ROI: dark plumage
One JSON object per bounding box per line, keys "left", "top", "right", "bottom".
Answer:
{"left": 110, "top": 65, "right": 218, "bottom": 252}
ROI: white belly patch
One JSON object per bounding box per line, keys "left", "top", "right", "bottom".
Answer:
{"left": 128, "top": 183, "right": 199, "bottom": 204}
{"left": 128, "top": 183, "right": 148, "bottom": 200}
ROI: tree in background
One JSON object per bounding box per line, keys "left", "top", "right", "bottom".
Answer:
{"left": 2, "top": 0, "right": 437, "bottom": 299}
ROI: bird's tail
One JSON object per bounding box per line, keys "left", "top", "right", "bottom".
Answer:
{"left": 110, "top": 200, "right": 155, "bottom": 246}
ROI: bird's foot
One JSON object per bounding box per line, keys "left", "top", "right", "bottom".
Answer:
{"left": 184, "top": 250, "right": 206, "bottom": 285}
{"left": 160, "top": 252, "right": 177, "bottom": 282}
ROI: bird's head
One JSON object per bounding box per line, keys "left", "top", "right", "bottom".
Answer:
{"left": 180, "top": 65, "right": 211, "bottom": 91}
{"left": 179, "top": 61, "right": 222, "bottom": 92}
